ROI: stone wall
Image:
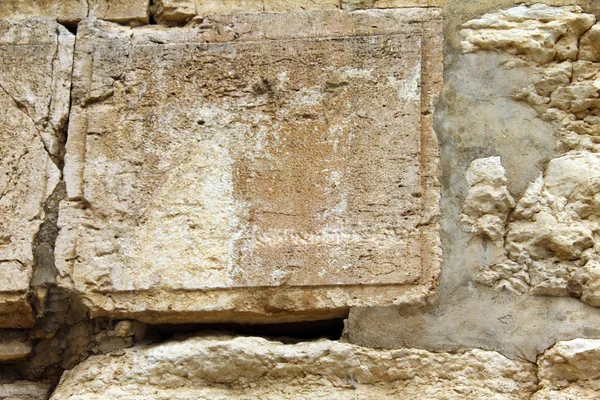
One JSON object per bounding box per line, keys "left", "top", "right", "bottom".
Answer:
{"left": 2, "top": 0, "right": 600, "bottom": 399}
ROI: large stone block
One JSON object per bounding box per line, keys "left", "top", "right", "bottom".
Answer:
{"left": 0, "top": 19, "right": 73, "bottom": 328}
{"left": 58, "top": 9, "right": 442, "bottom": 324}
{"left": 0, "top": 0, "right": 149, "bottom": 25}
{"left": 152, "top": 0, "right": 445, "bottom": 24}
{"left": 49, "top": 335, "right": 537, "bottom": 399}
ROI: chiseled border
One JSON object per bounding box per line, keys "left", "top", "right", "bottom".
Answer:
{"left": 61, "top": 8, "right": 443, "bottom": 323}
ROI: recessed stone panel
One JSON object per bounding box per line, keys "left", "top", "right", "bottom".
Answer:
{"left": 58, "top": 9, "right": 442, "bottom": 323}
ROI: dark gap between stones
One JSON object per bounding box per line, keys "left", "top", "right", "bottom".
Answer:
{"left": 153, "top": 318, "right": 346, "bottom": 343}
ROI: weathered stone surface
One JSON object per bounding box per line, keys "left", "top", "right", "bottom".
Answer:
{"left": 579, "top": 23, "right": 600, "bottom": 62}
{"left": 462, "top": 156, "right": 515, "bottom": 245}
{"left": 0, "top": 0, "right": 149, "bottom": 25}
{"left": 155, "top": 0, "right": 445, "bottom": 19}
{"left": 460, "top": 4, "right": 595, "bottom": 64}
{"left": 58, "top": 9, "right": 443, "bottom": 324}
{"left": 151, "top": 0, "right": 197, "bottom": 25}
{"left": 455, "top": 5, "right": 600, "bottom": 306}
{"left": 0, "top": 19, "right": 73, "bottom": 328}
{"left": 534, "top": 338, "right": 600, "bottom": 399}
{"left": 346, "top": 3, "right": 600, "bottom": 361}
{"left": 491, "top": 152, "right": 600, "bottom": 300}
{"left": 50, "top": 335, "right": 537, "bottom": 399}
{"left": 511, "top": 58, "right": 600, "bottom": 150}
{"left": 0, "top": 381, "right": 53, "bottom": 400}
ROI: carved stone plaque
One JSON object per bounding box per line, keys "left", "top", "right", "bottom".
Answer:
{"left": 58, "top": 9, "right": 442, "bottom": 323}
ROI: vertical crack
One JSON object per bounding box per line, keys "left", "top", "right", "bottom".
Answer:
{"left": 29, "top": 181, "right": 66, "bottom": 318}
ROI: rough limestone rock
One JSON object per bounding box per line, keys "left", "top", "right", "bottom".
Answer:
{"left": 462, "top": 156, "right": 515, "bottom": 244}
{"left": 457, "top": 5, "right": 600, "bottom": 305}
{"left": 461, "top": 5, "right": 600, "bottom": 152}
{"left": 473, "top": 151, "right": 600, "bottom": 303}
{"left": 460, "top": 4, "right": 596, "bottom": 64}
{"left": 0, "top": 19, "right": 73, "bottom": 328}
{"left": 510, "top": 58, "right": 600, "bottom": 150}
{"left": 534, "top": 338, "right": 600, "bottom": 399}
{"left": 496, "top": 151, "right": 600, "bottom": 302}
{"left": 0, "top": 0, "right": 150, "bottom": 25}
{"left": 57, "top": 9, "right": 443, "bottom": 324}
{"left": 579, "top": 23, "right": 600, "bottom": 62}
{"left": 49, "top": 335, "right": 538, "bottom": 399}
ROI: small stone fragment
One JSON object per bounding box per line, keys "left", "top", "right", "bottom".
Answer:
{"left": 113, "top": 321, "right": 134, "bottom": 338}
{"left": 462, "top": 156, "right": 515, "bottom": 244}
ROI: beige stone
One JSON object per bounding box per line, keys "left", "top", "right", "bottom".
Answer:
{"left": 534, "top": 338, "right": 600, "bottom": 399}
{"left": 578, "top": 23, "right": 600, "bottom": 62}
{"left": 475, "top": 151, "right": 600, "bottom": 303}
{"left": 89, "top": 0, "right": 149, "bottom": 25}
{"left": 460, "top": 4, "right": 596, "bottom": 64}
{"left": 58, "top": 9, "right": 442, "bottom": 324}
{"left": 152, "top": 0, "right": 197, "bottom": 25}
{"left": 0, "top": 381, "right": 53, "bottom": 400}
{"left": 183, "top": 0, "right": 444, "bottom": 16}
{"left": 50, "top": 335, "right": 537, "bottom": 399}
{"left": 462, "top": 156, "right": 515, "bottom": 244}
{"left": 0, "top": 0, "right": 149, "bottom": 25}
{"left": 0, "top": 19, "right": 74, "bottom": 328}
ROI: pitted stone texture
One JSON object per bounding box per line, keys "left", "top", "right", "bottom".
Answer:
{"left": 0, "top": 19, "right": 73, "bottom": 328}
{"left": 57, "top": 10, "right": 442, "bottom": 324}
{"left": 462, "top": 156, "right": 515, "bottom": 244}
{"left": 460, "top": 4, "right": 595, "bottom": 64}
{"left": 510, "top": 58, "right": 600, "bottom": 151}
{"left": 0, "top": 0, "right": 149, "bottom": 25}
{"left": 457, "top": 5, "right": 600, "bottom": 304}
{"left": 50, "top": 335, "right": 537, "bottom": 400}
{"left": 534, "top": 338, "right": 600, "bottom": 399}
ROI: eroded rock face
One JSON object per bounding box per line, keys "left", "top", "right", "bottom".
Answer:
{"left": 49, "top": 335, "right": 538, "bottom": 399}
{"left": 461, "top": 4, "right": 595, "bottom": 64}
{"left": 57, "top": 9, "right": 443, "bottom": 324}
{"left": 500, "top": 152, "right": 600, "bottom": 299}
{"left": 459, "top": 5, "right": 600, "bottom": 306}
{"left": 462, "top": 156, "right": 515, "bottom": 244}
{"left": 534, "top": 338, "right": 600, "bottom": 399}
{"left": 0, "top": 19, "right": 73, "bottom": 328}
